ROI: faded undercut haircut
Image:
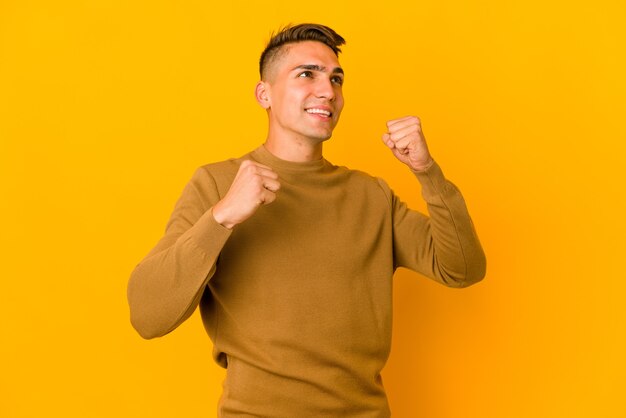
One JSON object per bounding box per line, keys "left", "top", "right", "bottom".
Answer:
{"left": 259, "top": 23, "right": 346, "bottom": 81}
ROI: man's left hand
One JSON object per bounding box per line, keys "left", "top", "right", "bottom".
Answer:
{"left": 382, "top": 116, "right": 434, "bottom": 172}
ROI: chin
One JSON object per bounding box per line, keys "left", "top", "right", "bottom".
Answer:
{"left": 308, "top": 128, "right": 335, "bottom": 142}
{"left": 310, "top": 133, "right": 333, "bottom": 143}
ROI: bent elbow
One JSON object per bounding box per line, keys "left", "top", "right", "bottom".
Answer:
{"left": 129, "top": 312, "right": 168, "bottom": 340}
{"left": 127, "top": 294, "right": 166, "bottom": 340}
{"left": 456, "top": 270, "right": 485, "bottom": 288}
{"left": 439, "top": 252, "right": 487, "bottom": 288}
{"left": 127, "top": 275, "right": 171, "bottom": 340}
{"left": 456, "top": 252, "right": 487, "bottom": 288}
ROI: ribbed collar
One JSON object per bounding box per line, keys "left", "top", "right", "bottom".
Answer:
{"left": 250, "top": 144, "right": 329, "bottom": 173}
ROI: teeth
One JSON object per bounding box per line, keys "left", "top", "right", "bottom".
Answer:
{"left": 306, "top": 108, "right": 331, "bottom": 116}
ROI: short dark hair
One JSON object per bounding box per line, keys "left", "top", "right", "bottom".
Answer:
{"left": 259, "top": 23, "right": 346, "bottom": 80}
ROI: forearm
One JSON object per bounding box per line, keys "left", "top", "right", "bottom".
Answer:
{"left": 413, "top": 161, "right": 486, "bottom": 287}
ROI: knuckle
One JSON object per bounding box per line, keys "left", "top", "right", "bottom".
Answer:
{"left": 240, "top": 162, "right": 254, "bottom": 175}
{"left": 245, "top": 165, "right": 259, "bottom": 175}
{"left": 407, "top": 116, "right": 419, "bottom": 127}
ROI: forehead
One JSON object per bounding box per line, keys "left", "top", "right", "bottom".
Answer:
{"left": 275, "top": 41, "right": 341, "bottom": 73}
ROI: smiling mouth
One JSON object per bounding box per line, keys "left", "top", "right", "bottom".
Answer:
{"left": 305, "top": 108, "right": 332, "bottom": 117}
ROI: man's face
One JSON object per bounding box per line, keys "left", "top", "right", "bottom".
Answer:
{"left": 261, "top": 41, "right": 345, "bottom": 144}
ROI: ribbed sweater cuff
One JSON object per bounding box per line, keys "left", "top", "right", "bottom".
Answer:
{"left": 411, "top": 160, "right": 457, "bottom": 201}
{"left": 186, "top": 207, "right": 232, "bottom": 256}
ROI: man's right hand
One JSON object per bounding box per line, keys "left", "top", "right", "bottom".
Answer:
{"left": 212, "top": 160, "right": 280, "bottom": 229}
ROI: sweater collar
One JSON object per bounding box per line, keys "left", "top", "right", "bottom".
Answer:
{"left": 251, "top": 144, "right": 329, "bottom": 173}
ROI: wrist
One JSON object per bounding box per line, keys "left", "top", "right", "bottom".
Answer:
{"left": 212, "top": 203, "right": 237, "bottom": 229}
{"left": 410, "top": 157, "right": 435, "bottom": 173}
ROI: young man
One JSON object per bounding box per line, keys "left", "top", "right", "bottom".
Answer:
{"left": 128, "top": 23, "right": 486, "bottom": 417}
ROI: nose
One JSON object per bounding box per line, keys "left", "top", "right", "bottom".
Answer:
{"left": 314, "top": 77, "right": 336, "bottom": 101}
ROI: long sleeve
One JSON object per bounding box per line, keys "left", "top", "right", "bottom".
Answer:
{"left": 386, "top": 161, "right": 486, "bottom": 287}
{"left": 127, "top": 167, "right": 232, "bottom": 339}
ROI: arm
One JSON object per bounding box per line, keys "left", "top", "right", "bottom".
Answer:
{"left": 382, "top": 116, "right": 486, "bottom": 287}
{"left": 386, "top": 161, "right": 486, "bottom": 287}
{"left": 127, "top": 160, "right": 280, "bottom": 339}
{"left": 127, "top": 167, "right": 232, "bottom": 339}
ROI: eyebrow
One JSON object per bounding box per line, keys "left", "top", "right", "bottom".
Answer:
{"left": 291, "top": 64, "right": 344, "bottom": 75}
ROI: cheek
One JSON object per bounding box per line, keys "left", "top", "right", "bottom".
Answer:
{"left": 335, "top": 93, "right": 345, "bottom": 113}
{"left": 277, "top": 96, "right": 303, "bottom": 122}
{"left": 281, "top": 89, "right": 302, "bottom": 108}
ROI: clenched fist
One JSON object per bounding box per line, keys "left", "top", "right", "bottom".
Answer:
{"left": 212, "top": 160, "right": 281, "bottom": 229}
{"left": 382, "top": 116, "right": 434, "bottom": 172}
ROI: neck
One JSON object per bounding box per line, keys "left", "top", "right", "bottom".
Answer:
{"left": 264, "top": 132, "right": 324, "bottom": 163}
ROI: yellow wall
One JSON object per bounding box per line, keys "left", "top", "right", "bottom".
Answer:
{"left": 1, "top": 1, "right": 624, "bottom": 417}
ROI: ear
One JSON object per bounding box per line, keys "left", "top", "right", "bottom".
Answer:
{"left": 255, "top": 81, "right": 271, "bottom": 109}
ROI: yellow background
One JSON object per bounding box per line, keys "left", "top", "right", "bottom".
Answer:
{"left": 1, "top": 1, "right": 625, "bottom": 417}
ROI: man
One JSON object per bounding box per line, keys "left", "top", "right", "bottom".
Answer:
{"left": 128, "top": 23, "right": 486, "bottom": 417}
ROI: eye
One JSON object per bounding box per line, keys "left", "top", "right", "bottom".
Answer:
{"left": 331, "top": 75, "right": 344, "bottom": 86}
{"left": 298, "top": 70, "right": 313, "bottom": 78}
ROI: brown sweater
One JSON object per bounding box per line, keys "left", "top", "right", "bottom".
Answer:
{"left": 127, "top": 145, "right": 486, "bottom": 417}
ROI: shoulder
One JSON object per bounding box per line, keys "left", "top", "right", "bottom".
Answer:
{"left": 181, "top": 152, "right": 251, "bottom": 203}
{"left": 193, "top": 150, "right": 256, "bottom": 187}
{"left": 332, "top": 164, "right": 394, "bottom": 203}
{"left": 197, "top": 154, "right": 246, "bottom": 177}
{"left": 196, "top": 159, "right": 238, "bottom": 181}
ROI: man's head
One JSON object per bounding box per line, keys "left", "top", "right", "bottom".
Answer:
{"left": 256, "top": 24, "right": 347, "bottom": 146}
{"left": 259, "top": 24, "right": 345, "bottom": 82}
